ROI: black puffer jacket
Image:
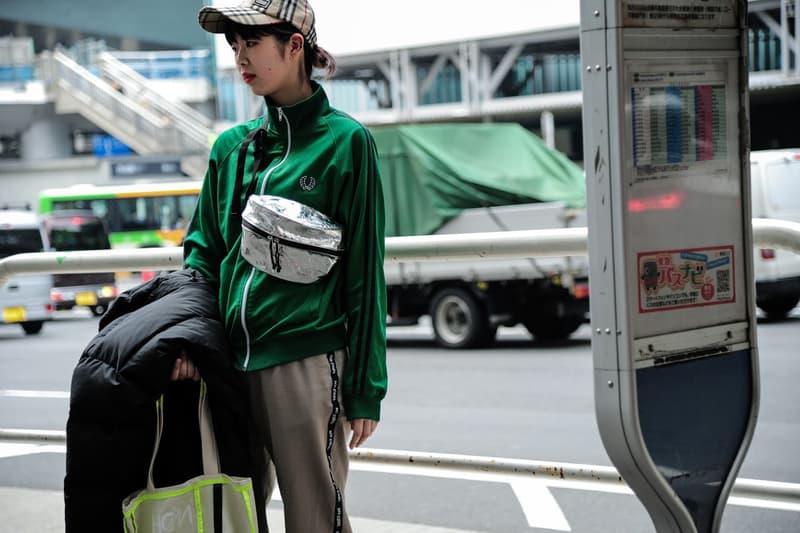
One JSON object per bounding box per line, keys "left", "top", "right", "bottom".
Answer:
{"left": 64, "top": 269, "right": 264, "bottom": 532}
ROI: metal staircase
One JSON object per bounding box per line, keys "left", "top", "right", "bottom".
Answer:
{"left": 38, "top": 50, "right": 212, "bottom": 177}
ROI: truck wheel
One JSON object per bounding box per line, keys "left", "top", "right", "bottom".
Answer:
{"left": 430, "top": 288, "right": 494, "bottom": 349}
{"left": 21, "top": 321, "right": 44, "bottom": 335}
{"left": 758, "top": 295, "right": 800, "bottom": 320}
{"left": 523, "top": 315, "right": 583, "bottom": 341}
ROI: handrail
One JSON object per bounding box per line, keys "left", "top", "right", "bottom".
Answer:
{"left": 1, "top": 227, "right": 585, "bottom": 287}
{"left": 752, "top": 217, "right": 800, "bottom": 255}
{"left": 353, "top": 449, "right": 800, "bottom": 507}
{"left": 0, "top": 427, "right": 797, "bottom": 506}
{"left": 2, "top": 219, "right": 800, "bottom": 287}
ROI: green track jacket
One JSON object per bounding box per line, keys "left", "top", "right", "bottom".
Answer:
{"left": 183, "top": 83, "right": 387, "bottom": 420}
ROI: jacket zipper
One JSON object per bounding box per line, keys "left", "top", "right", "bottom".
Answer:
{"left": 240, "top": 108, "right": 291, "bottom": 369}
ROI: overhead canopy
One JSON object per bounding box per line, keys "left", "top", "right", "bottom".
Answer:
{"left": 370, "top": 123, "right": 586, "bottom": 237}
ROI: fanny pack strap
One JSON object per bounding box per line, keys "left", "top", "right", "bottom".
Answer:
{"left": 231, "top": 125, "right": 268, "bottom": 219}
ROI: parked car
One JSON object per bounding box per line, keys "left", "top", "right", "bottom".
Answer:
{"left": 0, "top": 208, "right": 54, "bottom": 334}
{"left": 750, "top": 149, "right": 800, "bottom": 318}
{"left": 42, "top": 210, "right": 118, "bottom": 316}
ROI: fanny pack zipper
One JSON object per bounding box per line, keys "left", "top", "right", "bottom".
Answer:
{"left": 242, "top": 217, "right": 342, "bottom": 257}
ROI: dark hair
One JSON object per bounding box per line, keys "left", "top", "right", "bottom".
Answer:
{"left": 223, "top": 21, "right": 336, "bottom": 79}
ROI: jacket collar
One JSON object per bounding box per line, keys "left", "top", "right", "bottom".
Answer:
{"left": 263, "top": 81, "right": 329, "bottom": 137}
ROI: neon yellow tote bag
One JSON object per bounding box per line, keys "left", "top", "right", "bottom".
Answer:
{"left": 122, "top": 381, "right": 257, "bottom": 532}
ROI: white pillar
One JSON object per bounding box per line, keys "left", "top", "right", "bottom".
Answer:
{"left": 781, "top": 0, "right": 789, "bottom": 77}
{"left": 540, "top": 110, "right": 556, "bottom": 149}
{"left": 20, "top": 117, "right": 72, "bottom": 160}
{"left": 795, "top": 0, "right": 799, "bottom": 76}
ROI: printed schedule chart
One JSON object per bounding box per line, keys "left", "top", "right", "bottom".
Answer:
{"left": 632, "top": 84, "right": 727, "bottom": 166}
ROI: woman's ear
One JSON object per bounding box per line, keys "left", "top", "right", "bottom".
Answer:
{"left": 289, "top": 33, "right": 305, "bottom": 56}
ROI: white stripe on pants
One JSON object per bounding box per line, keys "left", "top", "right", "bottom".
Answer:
{"left": 247, "top": 350, "right": 352, "bottom": 533}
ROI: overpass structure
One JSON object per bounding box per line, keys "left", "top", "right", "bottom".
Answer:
{"left": 315, "top": 0, "right": 799, "bottom": 161}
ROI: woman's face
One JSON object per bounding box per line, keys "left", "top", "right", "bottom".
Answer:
{"left": 230, "top": 34, "right": 297, "bottom": 104}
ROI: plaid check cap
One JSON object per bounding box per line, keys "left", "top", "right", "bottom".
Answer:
{"left": 199, "top": 0, "right": 317, "bottom": 45}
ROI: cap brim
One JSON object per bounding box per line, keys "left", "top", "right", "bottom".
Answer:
{"left": 198, "top": 6, "right": 283, "bottom": 34}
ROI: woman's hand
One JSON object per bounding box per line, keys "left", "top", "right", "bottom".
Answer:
{"left": 348, "top": 418, "right": 378, "bottom": 449}
{"left": 170, "top": 353, "right": 200, "bottom": 382}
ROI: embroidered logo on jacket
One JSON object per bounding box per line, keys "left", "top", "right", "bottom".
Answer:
{"left": 299, "top": 175, "right": 316, "bottom": 191}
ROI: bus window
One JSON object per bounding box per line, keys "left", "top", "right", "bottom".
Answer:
{"left": 90, "top": 200, "right": 109, "bottom": 220}
{"left": 117, "top": 197, "right": 158, "bottom": 231}
{"left": 177, "top": 194, "right": 198, "bottom": 229}
{"left": 159, "top": 202, "right": 174, "bottom": 231}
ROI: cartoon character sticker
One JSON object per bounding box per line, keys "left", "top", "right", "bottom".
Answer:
{"left": 641, "top": 260, "right": 659, "bottom": 294}
{"left": 638, "top": 246, "right": 734, "bottom": 312}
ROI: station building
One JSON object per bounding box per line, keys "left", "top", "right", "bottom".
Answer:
{"left": 0, "top": 0, "right": 798, "bottom": 206}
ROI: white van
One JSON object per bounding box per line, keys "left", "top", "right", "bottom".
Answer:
{"left": 750, "top": 149, "right": 800, "bottom": 318}
{"left": 0, "top": 209, "right": 54, "bottom": 334}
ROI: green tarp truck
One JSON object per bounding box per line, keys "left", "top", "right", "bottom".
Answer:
{"left": 372, "top": 122, "right": 589, "bottom": 348}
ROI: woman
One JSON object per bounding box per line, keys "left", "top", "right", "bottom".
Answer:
{"left": 182, "top": 1, "right": 388, "bottom": 531}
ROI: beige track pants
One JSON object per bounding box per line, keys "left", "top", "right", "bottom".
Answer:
{"left": 246, "top": 350, "right": 352, "bottom": 533}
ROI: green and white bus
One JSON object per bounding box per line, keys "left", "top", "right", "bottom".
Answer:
{"left": 38, "top": 181, "right": 202, "bottom": 248}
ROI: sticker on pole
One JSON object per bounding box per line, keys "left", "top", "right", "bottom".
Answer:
{"left": 638, "top": 245, "right": 734, "bottom": 312}
{"left": 623, "top": 1, "right": 738, "bottom": 28}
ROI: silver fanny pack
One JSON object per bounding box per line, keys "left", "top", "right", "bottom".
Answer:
{"left": 241, "top": 194, "right": 344, "bottom": 284}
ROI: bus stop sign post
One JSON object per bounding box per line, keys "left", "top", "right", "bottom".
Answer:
{"left": 580, "top": 1, "right": 758, "bottom": 532}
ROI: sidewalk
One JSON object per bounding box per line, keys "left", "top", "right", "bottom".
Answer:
{"left": 0, "top": 487, "right": 480, "bottom": 533}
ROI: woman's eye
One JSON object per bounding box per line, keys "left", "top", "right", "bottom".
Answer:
{"left": 246, "top": 40, "right": 258, "bottom": 48}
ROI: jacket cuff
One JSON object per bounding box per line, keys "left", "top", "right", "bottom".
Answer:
{"left": 344, "top": 393, "right": 381, "bottom": 421}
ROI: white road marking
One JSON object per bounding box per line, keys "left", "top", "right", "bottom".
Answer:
{"left": 0, "top": 390, "right": 70, "bottom": 399}
{"left": 0, "top": 442, "right": 66, "bottom": 459}
{"left": 511, "top": 479, "right": 571, "bottom": 531}
{"left": 544, "top": 478, "right": 800, "bottom": 512}
{"left": 353, "top": 461, "right": 572, "bottom": 531}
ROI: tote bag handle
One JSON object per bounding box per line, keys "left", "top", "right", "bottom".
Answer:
{"left": 145, "top": 380, "right": 220, "bottom": 491}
